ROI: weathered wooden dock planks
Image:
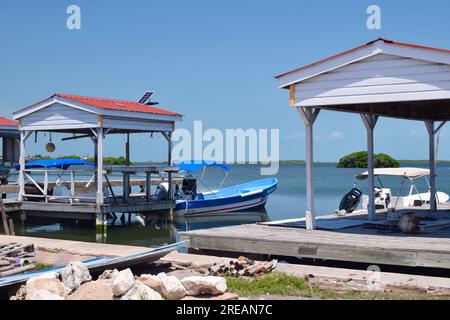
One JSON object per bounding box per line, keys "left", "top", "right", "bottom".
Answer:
{"left": 180, "top": 223, "right": 450, "bottom": 269}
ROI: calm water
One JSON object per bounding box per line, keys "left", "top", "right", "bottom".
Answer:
{"left": 5, "top": 163, "right": 450, "bottom": 248}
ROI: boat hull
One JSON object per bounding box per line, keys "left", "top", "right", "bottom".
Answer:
{"left": 174, "top": 178, "right": 277, "bottom": 217}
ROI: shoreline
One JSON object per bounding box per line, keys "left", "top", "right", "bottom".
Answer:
{"left": 1, "top": 234, "right": 450, "bottom": 299}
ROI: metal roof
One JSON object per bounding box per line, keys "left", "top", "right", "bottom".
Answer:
{"left": 275, "top": 38, "right": 450, "bottom": 80}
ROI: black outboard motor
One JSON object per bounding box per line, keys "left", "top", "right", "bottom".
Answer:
{"left": 182, "top": 176, "right": 197, "bottom": 200}
{"left": 339, "top": 188, "right": 363, "bottom": 213}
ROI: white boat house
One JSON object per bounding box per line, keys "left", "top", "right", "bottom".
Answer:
{"left": 276, "top": 38, "right": 450, "bottom": 230}
{"left": 0, "top": 116, "right": 19, "bottom": 165}
{"left": 12, "top": 93, "right": 183, "bottom": 234}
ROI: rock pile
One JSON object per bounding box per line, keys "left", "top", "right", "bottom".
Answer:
{"left": 11, "top": 261, "right": 230, "bottom": 301}
{"left": 208, "top": 256, "right": 278, "bottom": 277}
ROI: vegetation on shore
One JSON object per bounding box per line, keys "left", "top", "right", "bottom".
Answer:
{"left": 30, "top": 155, "right": 131, "bottom": 165}
{"left": 28, "top": 154, "right": 449, "bottom": 167}
{"left": 226, "top": 273, "right": 450, "bottom": 300}
{"left": 337, "top": 151, "right": 400, "bottom": 168}
{"left": 33, "top": 262, "right": 57, "bottom": 271}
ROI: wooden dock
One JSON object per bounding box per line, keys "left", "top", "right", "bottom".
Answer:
{"left": 2, "top": 199, "right": 176, "bottom": 220}
{"left": 0, "top": 177, "right": 182, "bottom": 219}
{"left": 180, "top": 221, "right": 450, "bottom": 270}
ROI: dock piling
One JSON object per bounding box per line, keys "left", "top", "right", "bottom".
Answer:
{"left": 1, "top": 198, "right": 10, "bottom": 235}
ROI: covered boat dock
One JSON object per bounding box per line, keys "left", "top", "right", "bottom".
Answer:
{"left": 181, "top": 39, "right": 450, "bottom": 270}
{"left": 10, "top": 93, "right": 183, "bottom": 236}
{"left": 0, "top": 116, "right": 19, "bottom": 167}
{"left": 0, "top": 116, "right": 19, "bottom": 196}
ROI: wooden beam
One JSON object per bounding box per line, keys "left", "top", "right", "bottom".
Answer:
{"left": 61, "top": 134, "right": 93, "bottom": 142}
{"left": 97, "top": 115, "right": 103, "bottom": 128}
{"left": 289, "top": 85, "right": 295, "bottom": 107}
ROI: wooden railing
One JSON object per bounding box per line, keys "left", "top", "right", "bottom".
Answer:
{"left": 22, "top": 169, "right": 97, "bottom": 204}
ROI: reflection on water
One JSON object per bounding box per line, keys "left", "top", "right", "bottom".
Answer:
{"left": 6, "top": 163, "right": 450, "bottom": 248}
{"left": 12, "top": 210, "right": 269, "bottom": 248}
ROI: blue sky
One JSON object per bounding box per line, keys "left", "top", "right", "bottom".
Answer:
{"left": 1, "top": 0, "right": 450, "bottom": 162}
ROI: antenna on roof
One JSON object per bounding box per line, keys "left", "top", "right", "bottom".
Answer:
{"left": 138, "top": 91, "right": 159, "bottom": 106}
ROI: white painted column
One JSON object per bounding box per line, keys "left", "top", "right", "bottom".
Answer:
{"left": 361, "top": 114, "right": 378, "bottom": 221}
{"left": 168, "top": 131, "right": 173, "bottom": 200}
{"left": 18, "top": 131, "right": 32, "bottom": 201}
{"left": 297, "top": 107, "right": 320, "bottom": 230}
{"left": 96, "top": 127, "right": 104, "bottom": 205}
{"left": 18, "top": 131, "right": 27, "bottom": 201}
{"left": 425, "top": 121, "right": 445, "bottom": 212}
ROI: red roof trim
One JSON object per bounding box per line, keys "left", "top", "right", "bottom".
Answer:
{"left": 55, "top": 93, "right": 181, "bottom": 116}
{"left": 385, "top": 39, "right": 450, "bottom": 54}
{"left": 0, "top": 116, "right": 17, "bottom": 127}
{"left": 275, "top": 38, "right": 450, "bottom": 79}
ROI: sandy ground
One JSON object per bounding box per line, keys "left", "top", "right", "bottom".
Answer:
{"left": 2, "top": 234, "right": 450, "bottom": 298}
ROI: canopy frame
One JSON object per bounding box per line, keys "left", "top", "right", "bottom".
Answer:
{"left": 277, "top": 38, "right": 450, "bottom": 230}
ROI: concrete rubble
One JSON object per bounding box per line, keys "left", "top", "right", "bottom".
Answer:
{"left": 10, "top": 261, "right": 230, "bottom": 301}
{"left": 60, "top": 261, "right": 92, "bottom": 292}
{"left": 182, "top": 276, "right": 227, "bottom": 296}
{"left": 157, "top": 273, "right": 187, "bottom": 300}
{"left": 111, "top": 268, "right": 135, "bottom": 296}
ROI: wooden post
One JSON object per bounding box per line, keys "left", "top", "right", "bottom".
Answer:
{"left": 97, "top": 127, "right": 104, "bottom": 205}
{"left": 361, "top": 114, "right": 378, "bottom": 221}
{"left": 297, "top": 107, "right": 320, "bottom": 230}
{"left": 1, "top": 137, "right": 4, "bottom": 165}
{"left": 8, "top": 218, "right": 15, "bottom": 236}
{"left": 146, "top": 172, "right": 152, "bottom": 201}
{"left": 95, "top": 127, "right": 105, "bottom": 236}
{"left": 125, "top": 133, "right": 132, "bottom": 198}
{"left": 425, "top": 121, "right": 445, "bottom": 212}
{"left": 1, "top": 198, "right": 10, "bottom": 235}
{"left": 123, "top": 172, "right": 130, "bottom": 203}
{"left": 126, "top": 133, "right": 130, "bottom": 166}
{"left": 168, "top": 131, "right": 173, "bottom": 200}
{"left": 43, "top": 170, "right": 49, "bottom": 203}
{"left": 18, "top": 131, "right": 26, "bottom": 201}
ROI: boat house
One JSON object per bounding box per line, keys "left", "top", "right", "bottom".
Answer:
{"left": 181, "top": 39, "right": 450, "bottom": 271}
{"left": 276, "top": 38, "right": 450, "bottom": 229}
{"left": 0, "top": 116, "right": 19, "bottom": 165}
{"left": 12, "top": 93, "right": 183, "bottom": 233}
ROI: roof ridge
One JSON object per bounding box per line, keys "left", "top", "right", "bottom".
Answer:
{"left": 54, "top": 93, "right": 181, "bottom": 116}
{"left": 275, "top": 38, "right": 450, "bottom": 80}
{"left": 57, "top": 93, "right": 143, "bottom": 105}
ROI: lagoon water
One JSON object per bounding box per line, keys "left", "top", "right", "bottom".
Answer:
{"left": 7, "top": 163, "right": 450, "bottom": 248}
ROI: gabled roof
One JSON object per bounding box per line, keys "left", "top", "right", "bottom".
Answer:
{"left": 275, "top": 38, "right": 450, "bottom": 88}
{"left": 0, "top": 116, "right": 17, "bottom": 127}
{"left": 55, "top": 93, "right": 181, "bottom": 116}
{"left": 14, "top": 93, "right": 182, "bottom": 119}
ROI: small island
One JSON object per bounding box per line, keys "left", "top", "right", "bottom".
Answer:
{"left": 337, "top": 151, "right": 400, "bottom": 168}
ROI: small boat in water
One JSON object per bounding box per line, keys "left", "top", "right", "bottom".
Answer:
{"left": 345, "top": 167, "right": 449, "bottom": 212}
{"left": 173, "top": 161, "right": 278, "bottom": 217}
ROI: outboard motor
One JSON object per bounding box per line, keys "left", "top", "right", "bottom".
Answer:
{"left": 339, "top": 188, "right": 363, "bottom": 213}
{"left": 182, "top": 177, "right": 197, "bottom": 200}
{"left": 155, "top": 183, "right": 169, "bottom": 201}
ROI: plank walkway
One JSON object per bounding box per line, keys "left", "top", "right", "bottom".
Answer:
{"left": 0, "top": 235, "right": 147, "bottom": 257}
{"left": 180, "top": 223, "right": 450, "bottom": 269}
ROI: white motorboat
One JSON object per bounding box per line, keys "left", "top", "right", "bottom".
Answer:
{"left": 355, "top": 167, "right": 449, "bottom": 210}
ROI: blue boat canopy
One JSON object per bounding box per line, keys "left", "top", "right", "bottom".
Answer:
{"left": 16, "top": 159, "right": 94, "bottom": 170}
{"left": 175, "top": 160, "right": 230, "bottom": 172}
